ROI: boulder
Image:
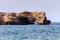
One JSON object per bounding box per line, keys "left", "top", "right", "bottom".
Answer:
{"left": 43, "top": 17, "right": 51, "bottom": 25}
{"left": 43, "top": 20, "right": 51, "bottom": 25}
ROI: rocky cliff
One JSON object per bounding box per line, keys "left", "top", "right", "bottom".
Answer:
{"left": 0, "top": 11, "right": 51, "bottom": 25}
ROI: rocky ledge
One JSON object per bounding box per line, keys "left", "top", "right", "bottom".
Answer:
{"left": 0, "top": 11, "right": 51, "bottom": 25}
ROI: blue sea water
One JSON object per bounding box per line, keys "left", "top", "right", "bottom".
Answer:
{"left": 0, "top": 23, "right": 60, "bottom": 40}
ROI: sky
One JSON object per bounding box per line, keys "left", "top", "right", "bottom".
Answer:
{"left": 0, "top": 0, "right": 60, "bottom": 22}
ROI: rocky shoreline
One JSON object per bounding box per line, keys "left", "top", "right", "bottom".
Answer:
{"left": 0, "top": 11, "right": 51, "bottom": 25}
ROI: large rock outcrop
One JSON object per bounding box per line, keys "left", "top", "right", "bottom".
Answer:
{"left": 17, "top": 11, "right": 35, "bottom": 24}
{"left": 0, "top": 11, "right": 51, "bottom": 25}
{"left": 32, "top": 11, "right": 51, "bottom": 25}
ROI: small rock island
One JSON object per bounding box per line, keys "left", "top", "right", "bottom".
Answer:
{"left": 0, "top": 11, "right": 51, "bottom": 25}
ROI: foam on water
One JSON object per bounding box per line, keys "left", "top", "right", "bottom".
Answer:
{"left": 0, "top": 23, "right": 60, "bottom": 40}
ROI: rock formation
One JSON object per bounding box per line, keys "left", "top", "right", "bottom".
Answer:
{"left": 0, "top": 11, "right": 51, "bottom": 25}
{"left": 17, "top": 11, "right": 35, "bottom": 24}
{"left": 32, "top": 12, "right": 51, "bottom": 25}
{"left": 32, "top": 11, "right": 45, "bottom": 24}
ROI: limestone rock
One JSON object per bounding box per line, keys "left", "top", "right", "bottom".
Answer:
{"left": 32, "top": 11, "right": 51, "bottom": 25}
{"left": 0, "top": 11, "right": 51, "bottom": 25}
{"left": 32, "top": 11, "right": 45, "bottom": 24}
{"left": 17, "top": 11, "right": 35, "bottom": 24}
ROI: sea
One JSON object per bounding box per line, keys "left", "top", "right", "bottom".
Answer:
{"left": 0, "top": 22, "right": 60, "bottom": 40}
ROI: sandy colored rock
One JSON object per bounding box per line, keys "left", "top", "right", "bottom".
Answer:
{"left": 0, "top": 11, "right": 51, "bottom": 25}
{"left": 32, "top": 11, "right": 46, "bottom": 24}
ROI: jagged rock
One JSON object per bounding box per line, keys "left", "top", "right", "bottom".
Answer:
{"left": 43, "top": 17, "right": 51, "bottom": 25}
{"left": 43, "top": 20, "right": 51, "bottom": 25}
{"left": 32, "top": 12, "right": 51, "bottom": 25}
{"left": 17, "top": 11, "right": 35, "bottom": 24}
{"left": 16, "top": 16, "right": 30, "bottom": 25}
{"left": 32, "top": 11, "right": 46, "bottom": 24}
{"left": 0, "top": 11, "right": 51, "bottom": 25}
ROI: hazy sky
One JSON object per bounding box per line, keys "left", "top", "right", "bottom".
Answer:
{"left": 0, "top": 0, "right": 60, "bottom": 22}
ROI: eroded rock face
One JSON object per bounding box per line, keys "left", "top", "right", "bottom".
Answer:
{"left": 17, "top": 11, "right": 35, "bottom": 24}
{"left": 0, "top": 11, "right": 51, "bottom": 25}
{"left": 16, "top": 16, "right": 30, "bottom": 25}
{"left": 32, "top": 11, "right": 45, "bottom": 24}
{"left": 32, "top": 11, "right": 51, "bottom": 25}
